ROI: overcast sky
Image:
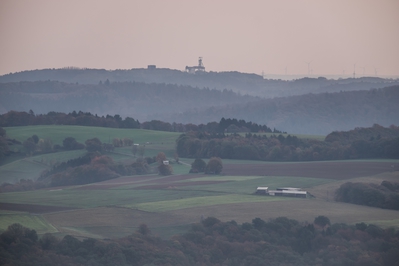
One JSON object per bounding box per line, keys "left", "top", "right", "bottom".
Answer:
{"left": 0, "top": 0, "right": 398, "bottom": 77}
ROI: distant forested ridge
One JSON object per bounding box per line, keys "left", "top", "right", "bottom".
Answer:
{"left": 0, "top": 80, "right": 257, "bottom": 122}
{"left": 1, "top": 69, "right": 398, "bottom": 134}
{"left": 1, "top": 67, "right": 398, "bottom": 98}
{"left": 176, "top": 124, "right": 399, "bottom": 161}
{"left": 1, "top": 217, "right": 399, "bottom": 266}
{"left": 171, "top": 86, "right": 399, "bottom": 134}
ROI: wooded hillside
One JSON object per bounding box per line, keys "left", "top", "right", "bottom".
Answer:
{"left": 1, "top": 217, "right": 398, "bottom": 266}
{"left": 172, "top": 86, "right": 399, "bottom": 134}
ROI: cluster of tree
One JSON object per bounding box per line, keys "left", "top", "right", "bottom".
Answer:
{"left": 156, "top": 152, "right": 173, "bottom": 176}
{"left": 176, "top": 125, "right": 399, "bottom": 161}
{"left": 0, "top": 179, "right": 46, "bottom": 193}
{"left": 1, "top": 134, "right": 165, "bottom": 192}
{"left": 1, "top": 216, "right": 398, "bottom": 265}
{"left": 190, "top": 157, "right": 223, "bottom": 174}
{"left": 1, "top": 150, "right": 152, "bottom": 193}
{"left": 20, "top": 135, "right": 86, "bottom": 156}
{"left": 219, "top": 117, "right": 276, "bottom": 133}
{"left": 22, "top": 134, "right": 55, "bottom": 155}
{"left": 335, "top": 181, "right": 399, "bottom": 210}
{"left": 0, "top": 127, "right": 9, "bottom": 160}
{"left": 41, "top": 153, "right": 150, "bottom": 187}
{"left": 23, "top": 135, "right": 133, "bottom": 156}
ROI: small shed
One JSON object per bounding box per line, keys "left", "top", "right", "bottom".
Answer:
{"left": 256, "top": 187, "right": 269, "bottom": 194}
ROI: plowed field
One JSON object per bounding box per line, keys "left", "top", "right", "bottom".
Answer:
{"left": 222, "top": 161, "right": 395, "bottom": 179}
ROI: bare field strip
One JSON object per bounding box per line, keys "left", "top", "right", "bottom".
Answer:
{"left": 0, "top": 202, "right": 78, "bottom": 213}
{"left": 221, "top": 161, "right": 396, "bottom": 179}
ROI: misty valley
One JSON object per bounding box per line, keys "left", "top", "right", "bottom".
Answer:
{"left": 0, "top": 68, "right": 399, "bottom": 265}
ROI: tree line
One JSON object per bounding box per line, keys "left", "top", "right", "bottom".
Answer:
{"left": 0, "top": 110, "right": 276, "bottom": 133}
{"left": 1, "top": 216, "right": 398, "bottom": 265}
{"left": 335, "top": 181, "right": 399, "bottom": 210}
{"left": 176, "top": 125, "right": 399, "bottom": 161}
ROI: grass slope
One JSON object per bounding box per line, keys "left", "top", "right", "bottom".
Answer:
{"left": 0, "top": 213, "right": 57, "bottom": 234}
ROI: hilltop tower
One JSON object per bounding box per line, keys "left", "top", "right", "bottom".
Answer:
{"left": 185, "top": 57, "right": 205, "bottom": 73}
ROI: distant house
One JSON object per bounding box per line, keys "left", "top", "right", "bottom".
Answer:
{"left": 256, "top": 186, "right": 307, "bottom": 198}
{"left": 163, "top": 160, "right": 169, "bottom": 165}
{"left": 147, "top": 65, "right": 156, "bottom": 70}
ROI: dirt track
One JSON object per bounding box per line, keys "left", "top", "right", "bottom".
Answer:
{"left": 0, "top": 202, "right": 77, "bottom": 214}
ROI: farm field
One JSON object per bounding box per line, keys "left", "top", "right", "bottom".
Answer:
{"left": 1, "top": 125, "right": 399, "bottom": 239}
{"left": 1, "top": 158, "right": 399, "bottom": 239}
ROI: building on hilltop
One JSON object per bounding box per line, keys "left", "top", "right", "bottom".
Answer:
{"left": 185, "top": 57, "right": 205, "bottom": 73}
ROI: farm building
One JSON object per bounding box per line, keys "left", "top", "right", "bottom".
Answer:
{"left": 256, "top": 187, "right": 269, "bottom": 194}
{"left": 256, "top": 186, "right": 307, "bottom": 198}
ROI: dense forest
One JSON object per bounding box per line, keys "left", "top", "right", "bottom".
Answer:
{"left": 1, "top": 216, "right": 398, "bottom": 266}
{"left": 335, "top": 181, "right": 399, "bottom": 210}
{"left": 176, "top": 124, "right": 399, "bottom": 161}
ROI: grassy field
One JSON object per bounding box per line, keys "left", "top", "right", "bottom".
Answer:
{"left": 1, "top": 125, "right": 399, "bottom": 240}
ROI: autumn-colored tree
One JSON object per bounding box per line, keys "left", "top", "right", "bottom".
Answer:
{"left": 158, "top": 164, "right": 173, "bottom": 176}
{"left": 156, "top": 152, "right": 167, "bottom": 165}
{"left": 205, "top": 157, "right": 223, "bottom": 174}
{"left": 190, "top": 158, "right": 206, "bottom": 173}
{"left": 85, "top": 138, "right": 103, "bottom": 152}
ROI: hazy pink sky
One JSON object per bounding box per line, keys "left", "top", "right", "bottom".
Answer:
{"left": 1, "top": 0, "right": 398, "bottom": 76}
